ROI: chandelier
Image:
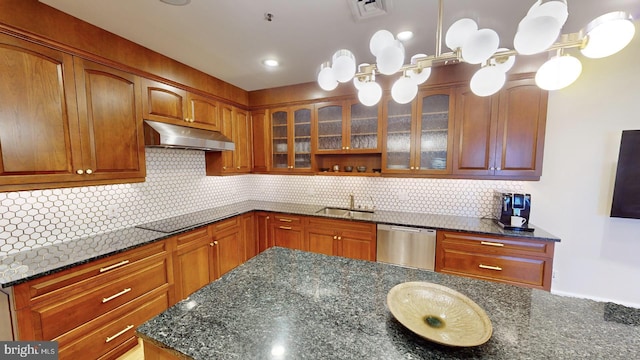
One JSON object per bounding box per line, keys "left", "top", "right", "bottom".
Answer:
{"left": 316, "top": 0, "right": 636, "bottom": 106}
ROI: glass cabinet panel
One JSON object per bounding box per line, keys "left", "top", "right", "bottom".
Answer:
{"left": 418, "top": 94, "right": 450, "bottom": 170}
{"left": 385, "top": 100, "right": 412, "bottom": 170}
{"left": 293, "top": 108, "right": 311, "bottom": 169}
{"left": 350, "top": 102, "right": 378, "bottom": 151}
{"left": 317, "top": 104, "right": 343, "bottom": 151}
{"left": 271, "top": 110, "right": 288, "bottom": 169}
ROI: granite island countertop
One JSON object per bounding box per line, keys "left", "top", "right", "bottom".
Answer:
{"left": 1, "top": 200, "right": 559, "bottom": 287}
{"left": 137, "top": 247, "right": 639, "bottom": 360}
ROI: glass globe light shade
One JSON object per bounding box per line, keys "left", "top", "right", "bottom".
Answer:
{"left": 369, "top": 30, "right": 395, "bottom": 57}
{"left": 490, "top": 48, "right": 516, "bottom": 72}
{"left": 317, "top": 62, "right": 338, "bottom": 91}
{"left": 580, "top": 11, "right": 636, "bottom": 59}
{"left": 527, "top": 0, "right": 568, "bottom": 27}
{"left": 470, "top": 66, "right": 506, "bottom": 97}
{"left": 445, "top": 18, "right": 478, "bottom": 50}
{"left": 535, "top": 55, "right": 582, "bottom": 91}
{"left": 461, "top": 28, "right": 500, "bottom": 64}
{"left": 358, "top": 81, "right": 382, "bottom": 106}
{"left": 514, "top": 15, "right": 561, "bottom": 55}
{"left": 331, "top": 49, "right": 356, "bottom": 83}
{"left": 409, "top": 54, "right": 431, "bottom": 84}
{"left": 391, "top": 76, "right": 418, "bottom": 104}
{"left": 352, "top": 63, "right": 370, "bottom": 90}
{"left": 376, "top": 39, "right": 405, "bottom": 75}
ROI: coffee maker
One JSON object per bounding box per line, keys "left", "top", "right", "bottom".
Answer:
{"left": 494, "top": 191, "right": 533, "bottom": 231}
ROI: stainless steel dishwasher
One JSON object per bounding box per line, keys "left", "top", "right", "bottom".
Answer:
{"left": 376, "top": 224, "right": 436, "bottom": 271}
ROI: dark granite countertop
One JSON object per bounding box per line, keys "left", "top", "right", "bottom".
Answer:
{"left": 0, "top": 200, "right": 559, "bottom": 288}
{"left": 137, "top": 247, "right": 639, "bottom": 360}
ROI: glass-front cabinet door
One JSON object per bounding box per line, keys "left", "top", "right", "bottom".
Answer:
{"left": 383, "top": 99, "right": 414, "bottom": 172}
{"left": 270, "top": 105, "right": 314, "bottom": 172}
{"left": 415, "top": 89, "right": 454, "bottom": 173}
{"left": 315, "top": 102, "right": 344, "bottom": 152}
{"left": 349, "top": 101, "right": 381, "bottom": 152}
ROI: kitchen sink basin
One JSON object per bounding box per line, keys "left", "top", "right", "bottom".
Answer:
{"left": 315, "top": 207, "right": 374, "bottom": 220}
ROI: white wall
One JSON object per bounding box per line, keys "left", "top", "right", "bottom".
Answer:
{"left": 525, "top": 23, "right": 640, "bottom": 307}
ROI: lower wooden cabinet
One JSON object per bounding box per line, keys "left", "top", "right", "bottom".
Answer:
{"left": 11, "top": 241, "right": 173, "bottom": 359}
{"left": 435, "top": 231, "right": 555, "bottom": 290}
{"left": 255, "top": 211, "right": 272, "bottom": 252}
{"left": 270, "top": 214, "right": 305, "bottom": 250}
{"left": 306, "top": 217, "right": 377, "bottom": 261}
{"left": 211, "top": 216, "right": 244, "bottom": 277}
{"left": 173, "top": 226, "right": 216, "bottom": 300}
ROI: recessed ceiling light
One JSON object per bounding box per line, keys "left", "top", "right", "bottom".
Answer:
{"left": 159, "top": 0, "right": 191, "bottom": 6}
{"left": 397, "top": 31, "right": 414, "bottom": 41}
{"left": 263, "top": 59, "right": 279, "bottom": 67}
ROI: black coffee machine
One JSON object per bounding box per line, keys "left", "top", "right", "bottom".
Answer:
{"left": 494, "top": 191, "right": 534, "bottom": 231}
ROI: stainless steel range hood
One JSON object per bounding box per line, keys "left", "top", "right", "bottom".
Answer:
{"left": 143, "top": 120, "right": 235, "bottom": 151}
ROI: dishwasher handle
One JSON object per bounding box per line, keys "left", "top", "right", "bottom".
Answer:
{"left": 377, "top": 224, "right": 435, "bottom": 234}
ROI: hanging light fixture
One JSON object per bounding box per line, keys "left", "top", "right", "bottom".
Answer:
{"left": 316, "top": 0, "right": 635, "bottom": 103}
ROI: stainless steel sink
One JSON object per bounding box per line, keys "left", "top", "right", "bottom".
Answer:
{"left": 315, "top": 207, "right": 374, "bottom": 220}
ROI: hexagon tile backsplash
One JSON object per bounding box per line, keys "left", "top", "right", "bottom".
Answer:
{"left": 0, "top": 149, "right": 524, "bottom": 255}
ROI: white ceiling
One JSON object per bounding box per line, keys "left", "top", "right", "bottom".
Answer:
{"left": 39, "top": 0, "right": 640, "bottom": 91}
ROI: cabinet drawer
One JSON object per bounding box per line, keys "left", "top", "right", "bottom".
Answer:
{"left": 307, "top": 217, "right": 375, "bottom": 233}
{"left": 212, "top": 216, "right": 239, "bottom": 233}
{"left": 439, "top": 248, "right": 547, "bottom": 288}
{"left": 272, "top": 214, "right": 303, "bottom": 225}
{"left": 438, "top": 231, "right": 554, "bottom": 257}
{"left": 176, "top": 226, "right": 211, "bottom": 247}
{"left": 19, "top": 241, "right": 167, "bottom": 305}
{"left": 57, "top": 290, "right": 169, "bottom": 360}
{"left": 32, "top": 257, "right": 169, "bottom": 340}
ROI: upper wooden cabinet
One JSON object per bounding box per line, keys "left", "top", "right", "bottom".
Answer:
{"left": 141, "top": 78, "right": 221, "bottom": 131}
{"left": 453, "top": 78, "right": 547, "bottom": 179}
{"left": 383, "top": 88, "right": 455, "bottom": 174}
{"left": 0, "top": 33, "right": 145, "bottom": 191}
{"left": 205, "top": 104, "right": 252, "bottom": 175}
{"left": 269, "top": 105, "right": 314, "bottom": 173}
{"left": 314, "top": 99, "right": 382, "bottom": 154}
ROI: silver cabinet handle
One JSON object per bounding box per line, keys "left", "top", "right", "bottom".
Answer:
{"left": 99, "top": 260, "right": 130, "bottom": 273}
{"left": 102, "top": 288, "right": 132, "bottom": 303}
{"left": 279, "top": 226, "right": 292, "bottom": 230}
{"left": 105, "top": 324, "right": 134, "bottom": 343}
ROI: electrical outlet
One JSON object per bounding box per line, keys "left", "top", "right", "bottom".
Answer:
{"left": 106, "top": 205, "right": 119, "bottom": 219}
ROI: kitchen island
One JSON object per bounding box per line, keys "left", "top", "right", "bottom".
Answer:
{"left": 137, "top": 247, "right": 639, "bottom": 360}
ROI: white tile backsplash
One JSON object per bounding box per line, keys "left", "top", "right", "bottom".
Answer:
{"left": 0, "top": 149, "right": 524, "bottom": 255}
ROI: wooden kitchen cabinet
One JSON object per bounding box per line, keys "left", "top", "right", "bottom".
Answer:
{"left": 11, "top": 241, "right": 173, "bottom": 359}
{"left": 205, "top": 104, "right": 252, "bottom": 175}
{"left": 255, "top": 211, "right": 272, "bottom": 252}
{"left": 173, "top": 227, "right": 216, "bottom": 300}
{"left": 435, "top": 230, "right": 555, "bottom": 290}
{"left": 270, "top": 105, "right": 314, "bottom": 172}
{"left": 210, "top": 216, "right": 244, "bottom": 277}
{"left": 270, "top": 213, "right": 305, "bottom": 250}
{"left": 453, "top": 78, "right": 547, "bottom": 180}
{"left": 314, "top": 99, "right": 382, "bottom": 154}
{"left": 306, "top": 217, "right": 376, "bottom": 261}
{"left": 242, "top": 212, "right": 258, "bottom": 261}
{"left": 0, "top": 34, "right": 145, "bottom": 191}
{"left": 141, "top": 78, "right": 222, "bottom": 131}
{"left": 251, "top": 110, "right": 269, "bottom": 173}
{"left": 382, "top": 88, "right": 455, "bottom": 174}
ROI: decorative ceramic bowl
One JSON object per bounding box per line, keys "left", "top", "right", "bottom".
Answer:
{"left": 356, "top": 166, "right": 367, "bottom": 172}
{"left": 344, "top": 166, "right": 354, "bottom": 172}
{"left": 387, "top": 282, "right": 492, "bottom": 347}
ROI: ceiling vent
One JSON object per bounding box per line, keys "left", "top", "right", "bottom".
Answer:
{"left": 348, "top": 0, "right": 393, "bottom": 21}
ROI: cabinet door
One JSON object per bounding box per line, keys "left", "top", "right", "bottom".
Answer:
{"left": 349, "top": 101, "right": 381, "bottom": 152}
{"left": 141, "top": 78, "right": 187, "bottom": 125}
{"left": 494, "top": 79, "right": 547, "bottom": 178}
{"left": 219, "top": 103, "right": 235, "bottom": 172}
{"left": 315, "top": 102, "right": 344, "bottom": 152}
{"left": 452, "top": 86, "right": 497, "bottom": 176}
{"left": 307, "top": 227, "right": 338, "bottom": 256}
{"left": 214, "top": 228, "right": 243, "bottom": 277}
{"left": 415, "top": 89, "right": 454, "bottom": 173}
{"left": 339, "top": 234, "right": 376, "bottom": 261}
{"left": 256, "top": 212, "right": 272, "bottom": 252}
{"left": 251, "top": 110, "right": 269, "bottom": 173}
{"left": 242, "top": 213, "right": 257, "bottom": 261}
{"left": 0, "top": 33, "right": 82, "bottom": 186}
{"left": 174, "top": 229, "right": 215, "bottom": 300}
{"left": 272, "top": 225, "right": 304, "bottom": 250}
{"left": 270, "top": 108, "right": 290, "bottom": 170}
{"left": 187, "top": 92, "right": 221, "bottom": 131}
{"left": 292, "top": 106, "right": 313, "bottom": 170}
{"left": 383, "top": 98, "right": 415, "bottom": 172}
{"left": 73, "top": 58, "right": 145, "bottom": 181}
{"left": 234, "top": 108, "right": 252, "bottom": 173}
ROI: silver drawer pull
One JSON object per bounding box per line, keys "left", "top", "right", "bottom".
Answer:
{"left": 102, "top": 288, "right": 132, "bottom": 303}
{"left": 479, "top": 264, "right": 503, "bottom": 271}
{"left": 99, "top": 260, "right": 130, "bottom": 273}
{"left": 105, "top": 324, "right": 134, "bottom": 343}
{"left": 480, "top": 241, "right": 504, "bottom": 247}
